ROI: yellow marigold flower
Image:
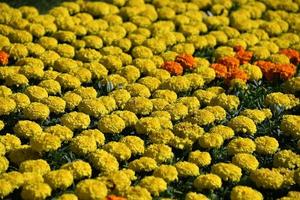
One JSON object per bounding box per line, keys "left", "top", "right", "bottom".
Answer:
{"left": 9, "top": 93, "right": 30, "bottom": 110}
{"left": 21, "top": 182, "right": 52, "bottom": 200}
{"left": 153, "top": 89, "right": 177, "bottom": 103}
{"left": 250, "top": 168, "right": 284, "bottom": 189}
{"left": 38, "top": 36, "right": 58, "bottom": 50}
{"left": 150, "top": 98, "right": 169, "bottom": 111}
{"left": 57, "top": 193, "right": 78, "bottom": 200}
{"left": 210, "top": 93, "right": 240, "bottom": 111}
{"left": 193, "top": 173, "right": 222, "bottom": 191}
{"left": 126, "top": 83, "right": 151, "bottom": 98}
{"left": 228, "top": 116, "right": 257, "bottom": 134}
{"left": 43, "top": 70, "right": 60, "bottom": 80}
{"left": 39, "top": 50, "right": 60, "bottom": 67}
{"left": 23, "top": 102, "right": 50, "bottom": 120}
{"left": 169, "top": 136, "right": 194, "bottom": 150}
{"left": 149, "top": 129, "right": 175, "bottom": 144}
{"left": 255, "top": 136, "right": 279, "bottom": 155}
{"left": 144, "top": 144, "right": 173, "bottom": 163}
{"left": 60, "top": 112, "right": 90, "bottom": 130}
{"left": 211, "top": 162, "right": 242, "bottom": 182}
{"left": 232, "top": 153, "right": 259, "bottom": 171}
{"left": 70, "top": 135, "right": 97, "bottom": 156}
{"left": 0, "top": 171, "right": 24, "bottom": 189}
{"left": 240, "top": 63, "right": 263, "bottom": 81}
{"left": 230, "top": 185, "right": 263, "bottom": 200}
{"left": 44, "top": 169, "right": 73, "bottom": 190}
{"left": 273, "top": 150, "right": 300, "bottom": 169}
{"left": 103, "top": 141, "right": 131, "bottom": 161}
{"left": 124, "top": 96, "right": 153, "bottom": 115}
{"left": 8, "top": 145, "right": 40, "bottom": 165}
{"left": 118, "top": 65, "right": 140, "bottom": 83}
{"left": 98, "top": 114, "right": 125, "bottom": 134}
{"left": 133, "top": 58, "right": 156, "bottom": 74}
{"left": 188, "top": 109, "right": 215, "bottom": 126}
{"left": 56, "top": 73, "right": 81, "bottom": 89}
{"left": 75, "top": 179, "right": 107, "bottom": 200}
{"left": 0, "top": 179, "right": 13, "bottom": 199}
{"left": 24, "top": 86, "right": 48, "bottom": 102}
{"left": 89, "top": 149, "right": 119, "bottom": 173}
{"left": 193, "top": 89, "right": 216, "bottom": 105}
{"left": 165, "top": 103, "right": 189, "bottom": 121}
{"left": 63, "top": 92, "right": 82, "bottom": 111}
{"left": 120, "top": 136, "right": 144, "bottom": 155}
{"left": 79, "top": 129, "right": 105, "bottom": 146}
{"left": 44, "top": 124, "right": 73, "bottom": 142}
{"left": 42, "top": 96, "right": 66, "bottom": 114}
{"left": 3, "top": 43, "right": 28, "bottom": 60}
{"left": 185, "top": 192, "right": 209, "bottom": 200}
{"left": 0, "top": 97, "right": 16, "bottom": 116}
{"left": 83, "top": 62, "right": 108, "bottom": 80}
{"left": 22, "top": 172, "right": 44, "bottom": 186}
{"left": 0, "top": 133, "right": 21, "bottom": 152}
{"left": 269, "top": 54, "right": 290, "bottom": 64}
{"left": 281, "top": 115, "right": 300, "bottom": 139}
{"left": 13, "top": 120, "right": 43, "bottom": 138}
{"left": 0, "top": 120, "right": 3, "bottom": 131}
{"left": 0, "top": 143, "right": 4, "bottom": 156}
{"left": 174, "top": 122, "right": 204, "bottom": 141}
{"left": 209, "top": 125, "right": 234, "bottom": 140}
{"left": 61, "top": 160, "right": 92, "bottom": 181}
{"left": 128, "top": 157, "right": 157, "bottom": 172}
{"left": 108, "top": 89, "right": 131, "bottom": 109}
{"left": 227, "top": 137, "right": 256, "bottom": 155}
{"left": 150, "top": 69, "right": 171, "bottom": 82}
{"left": 5, "top": 73, "right": 29, "bottom": 87}
{"left": 138, "top": 76, "right": 161, "bottom": 93}
{"left": 78, "top": 99, "right": 108, "bottom": 118}
{"left": 153, "top": 165, "right": 178, "bottom": 183}
{"left": 199, "top": 133, "right": 224, "bottom": 149}
{"left": 19, "top": 159, "right": 50, "bottom": 176}
{"left": 125, "top": 186, "right": 152, "bottom": 200}
{"left": 265, "top": 92, "right": 299, "bottom": 110}
{"left": 175, "top": 161, "right": 200, "bottom": 177}
{"left": 184, "top": 74, "right": 205, "bottom": 91}
{"left": 188, "top": 151, "right": 211, "bottom": 167}
{"left": 240, "top": 109, "right": 267, "bottom": 124}
{"left": 139, "top": 176, "right": 167, "bottom": 196}
{"left": 131, "top": 46, "right": 153, "bottom": 59}
{"left": 55, "top": 43, "right": 75, "bottom": 58}
{"left": 151, "top": 111, "right": 171, "bottom": 120}
{"left": 30, "top": 132, "right": 61, "bottom": 153}
{"left": 273, "top": 168, "right": 296, "bottom": 188}
{"left": 161, "top": 76, "right": 191, "bottom": 94}
{"left": 0, "top": 156, "right": 9, "bottom": 174}
{"left": 53, "top": 57, "right": 78, "bottom": 73}
{"left": 38, "top": 79, "right": 61, "bottom": 95}
{"left": 113, "top": 110, "right": 138, "bottom": 127}
{"left": 97, "top": 170, "right": 131, "bottom": 194}
{"left": 135, "top": 117, "right": 161, "bottom": 135}
{"left": 0, "top": 85, "right": 11, "bottom": 97}
{"left": 282, "top": 77, "right": 300, "bottom": 94}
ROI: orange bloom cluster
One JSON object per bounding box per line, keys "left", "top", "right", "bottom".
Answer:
{"left": 0, "top": 51, "right": 9, "bottom": 65}
{"left": 279, "top": 49, "right": 300, "bottom": 65}
{"left": 211, "top": 56, "right": 248, "bottom": 82}
{"left": 105, "top": 195, "right": 127, "bottom": 200}
{"left": 162, "top": 61, "right": 183, "bottom": 76}
{"left": 234, "top": 45, "right": 253, "bottom": 64}
{"left": 254, "top": 61, "right": 296, "bottom": 81}
{"left": 175, "top": 54, "right": 197, "bottom": 70}
{"left": 162, "top": 54, "right": 196, "bottom": 76}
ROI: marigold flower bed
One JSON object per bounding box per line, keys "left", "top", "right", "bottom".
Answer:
{"left": 0, "top": 0, "right": 299, "bottom": 200}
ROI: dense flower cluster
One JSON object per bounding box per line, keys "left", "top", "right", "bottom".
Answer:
{"left": 0, "top": 0, "right": 299, "bottom": 199}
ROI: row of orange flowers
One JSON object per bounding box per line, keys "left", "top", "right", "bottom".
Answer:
{"left": 161, "top": 47, "right": 299, "bottom": 82}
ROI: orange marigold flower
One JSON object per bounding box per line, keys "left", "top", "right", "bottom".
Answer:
{"left": 280, "top": 49, "right": 300, "bottom": 65}
{"left": 235, "top": 49, "right": 253, "bottom": 64}
{"left": 254, "top": 61, "right": 276, "bottom": 81}
{"left": 162, "top": 61, "right": 183, "bottom": 76}
{"left": 106, "top": 195, "right": 127, "bottom": 200}
{"left": 276, "top": 63, "right": 297, "bottom": 80}
{"left": 0, "top": 51, "right": 9, "bottom": 66}
{"left": 233, "top": 45, "right": 244, "bottom": 52}
{"left": 211, "top": 63, "right": 228, "bottom": 78}
{"left": 228, "top": 68, "right": 248, "bottom": 81}
{"left": 175, "top": 54, "right": 197, "bottom": 70}
{"left": 218, "top": 56, "right": 240, "bottom": 70}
